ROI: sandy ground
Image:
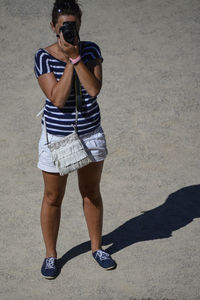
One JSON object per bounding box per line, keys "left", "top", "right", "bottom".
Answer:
{"left": 1, "top": 0, "right": 200, "bottom": 299}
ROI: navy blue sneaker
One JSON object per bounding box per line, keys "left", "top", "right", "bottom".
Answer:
{"left": 41, "top": 257, "right": 60, "bottom": 279}
{"left": 92, "top": 250, "right": 116, "bottom": 270}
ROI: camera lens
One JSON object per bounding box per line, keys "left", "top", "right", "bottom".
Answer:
{"left": 59, "top": 22, "right": 77, "bottom": 45}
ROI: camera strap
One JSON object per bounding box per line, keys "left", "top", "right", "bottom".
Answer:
{"left": 74, "top": 72, "right": 83, "bottom": 113}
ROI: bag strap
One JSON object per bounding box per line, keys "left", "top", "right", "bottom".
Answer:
{"left": 44, "top": 72, "right": 81, "bottom": 144}
{"left": 43, "top": 114, "right": 49, "bottom": 144}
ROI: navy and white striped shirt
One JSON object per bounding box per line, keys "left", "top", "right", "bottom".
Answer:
{"left": 34, "top": 41, "right": 103, "bottom": 136}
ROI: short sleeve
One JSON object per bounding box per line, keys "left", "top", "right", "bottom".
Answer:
{"left": 81, "top": 42, "right": 103, "bottom": 64}
{"left": 34, "top": 49, "right": 52, "bottom": 78}
{"left": 91, "top": 43, "right": 103, "bottom": 62}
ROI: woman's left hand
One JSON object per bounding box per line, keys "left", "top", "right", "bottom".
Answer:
{"left": 58, "top": 32, "right": 79, "bottom": 59}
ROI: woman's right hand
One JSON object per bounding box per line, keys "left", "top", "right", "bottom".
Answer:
{"left": 58, "top": 32, "right": 79, "bottom": 60}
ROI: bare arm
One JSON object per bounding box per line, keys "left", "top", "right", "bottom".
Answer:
{"left": 59, "top": 33, "right": 103, "bottom": 97}
{"left": 74, "top": 58, "right": 102, "bottom": 97}
{"left": 38, "top": 62, "right": 74, "bottom": 108}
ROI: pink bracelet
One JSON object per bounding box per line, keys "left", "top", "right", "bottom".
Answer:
{"left": 69, "top": 55, "right": 81, "bottom": 65}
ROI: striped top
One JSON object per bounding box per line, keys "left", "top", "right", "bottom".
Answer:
{"left": 34, "top": 41, "right": 103, "bottom": 136}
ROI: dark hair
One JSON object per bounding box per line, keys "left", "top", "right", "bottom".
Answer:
{"left": 52, "top": 0, "right": 82, "bottom": 26}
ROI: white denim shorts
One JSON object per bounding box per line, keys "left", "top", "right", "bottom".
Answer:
{"left": 37, "top": 126, "right": 108, "bottom": 173}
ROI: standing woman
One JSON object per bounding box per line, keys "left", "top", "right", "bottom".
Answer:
{"left": 34, "top": 0, "right": 116, "bottom": 279}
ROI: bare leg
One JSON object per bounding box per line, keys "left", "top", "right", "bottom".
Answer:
{"left": 78, "top": 161, "right": 104, "bottom": 252}
{"left": 41, "top": 171, "right": 68, "bottom": 258}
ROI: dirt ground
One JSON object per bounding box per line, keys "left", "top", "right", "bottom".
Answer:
{"left": 1, "top": 0, "right": 200, "bottom": 299}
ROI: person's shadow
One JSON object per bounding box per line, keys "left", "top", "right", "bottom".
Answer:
{"left": 58, "top": 184, "right": 200, "bottom": 267}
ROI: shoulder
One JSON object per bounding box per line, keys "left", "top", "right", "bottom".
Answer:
{"left": 34, "top": 48, "right": 52, "bottom": 78}
{"left": 35, "top": 48, "right": 51, "bottom": 61}
{"left": 81, "top": 41, "right": 101, "bottom": 49}
{"left": 80, "top": 41, "right": 102, "bottom": 54}
{"left": 80, "top": 41, "right": 103, "bottom": 63}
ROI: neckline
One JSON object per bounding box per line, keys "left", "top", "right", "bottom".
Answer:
{"left": 41, "top": 48, "right": 67, "bottom": 64}
{"left": 41, "top": 42, "right": 83, "bottom": 64}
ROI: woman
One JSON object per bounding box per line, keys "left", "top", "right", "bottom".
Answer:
{"left": 34, "top": 0, "right": 116, "bottom": 279}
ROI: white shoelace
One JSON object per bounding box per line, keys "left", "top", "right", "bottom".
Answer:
{"left": 95, "top": 250, "right": 110, "bottom": 261}
{"left": 45, "top": 257, "right": 56, "bottom": 269}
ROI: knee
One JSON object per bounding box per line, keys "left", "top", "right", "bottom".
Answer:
{"left": 79, "top": 184, "right": 101, "bottom": 205}
{"left": 43, "top": 190, "right": 64, "bottom": 207}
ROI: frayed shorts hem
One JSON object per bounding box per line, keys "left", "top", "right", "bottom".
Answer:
{"left": 37, "top": 157, "right": 106, "bottom": 173}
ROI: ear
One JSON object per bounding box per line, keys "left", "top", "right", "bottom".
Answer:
{"left": 50, "top": 22, "right": 56, "bottom": 33}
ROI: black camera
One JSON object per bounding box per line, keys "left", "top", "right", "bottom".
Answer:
{"left": 59, "top": 21, "right": 79, "bottom": 45}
